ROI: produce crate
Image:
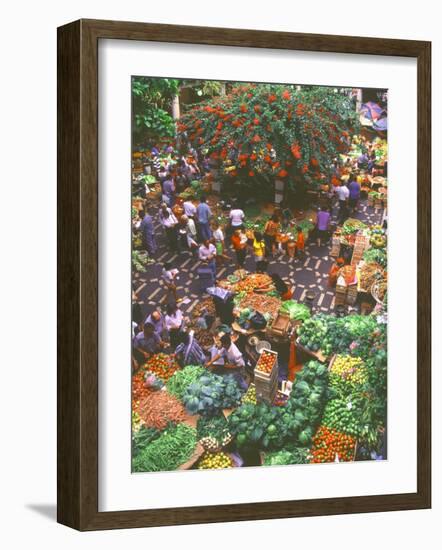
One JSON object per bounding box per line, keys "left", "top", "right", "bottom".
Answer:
{"left": 330, "top": 233, "right": 341, "bottom": 257}
{"left": 295, "top": 337, "right": 328, "bottom": 363}
{"left": 254, "top": 349, "right": 279, "bottom": 380}
{"left": 256, "top": 377, "right": 278, "bottom": 405}
{"left": 254, "top": 349, "right": 279, "bottom": 404}
{"left": 335, "top": 284, "right": 347, "bottom": 306}
{"left": 265, "top": 312, "right": 291, "bottom": 340}
{"left": 346, "top": 284, "right": 358, "bottom": 305}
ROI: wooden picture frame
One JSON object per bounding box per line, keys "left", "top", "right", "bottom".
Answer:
{"left": 57, "top": 19, "right": 431, "bottom": 531}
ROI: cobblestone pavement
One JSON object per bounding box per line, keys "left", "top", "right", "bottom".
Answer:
{"left": 133, "top": 199, "right": 385, "bottom": 320}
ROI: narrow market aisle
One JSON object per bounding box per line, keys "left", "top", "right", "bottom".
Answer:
{"left": 133, "top": 199, "right": 384, "bottom": 320}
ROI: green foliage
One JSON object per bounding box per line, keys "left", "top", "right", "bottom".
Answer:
{"left": 363, "top": 247, "right": 388, "bottom": 268}
{"left": 132, "top": 425, "right": 163, "bottom": 458}
{"left": 132, "top": 424, "right": 197, "bottom": 472}
{"left": 263, "top": 447, "right": 310, "bottom": 466}
{"left": 197, "top": 415, "right": 231, "bottom": 441}
{"left": 182, "top": 373, "right": 244, "bottom": 416}
{"left": 166, "top": 365, "right": 206, "bottom": 400}
{"left": 228, "top": 361, "right": 329, "bottom": 451}
{"left": 179, "top": 83, "right": 359, "bottom": 189}
{"left": 279, "top": 301, "right": 311, "bottom": 321}
{"left": 132, "top": 250, "right": 149, "bottom": 272}
{"left": 132, "top": 77, "right": 180, "bottom": 144}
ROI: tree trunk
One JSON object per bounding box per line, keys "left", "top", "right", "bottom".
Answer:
{"left": 171, "top": 94, "right": 180, "bottom": 120}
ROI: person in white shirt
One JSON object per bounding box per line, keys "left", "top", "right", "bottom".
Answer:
{"left": 159, "top": 203, "right": 178, "bottom": 250}
{"left": 183, "top": 200, "right": 197, "bottom": 218}
{"left": 180, "top": 215, "right": 198, "bottom": 255}
{"left": 198, "top": 239, "right": 217, "bottom": 280}
{"left": 229, "top": 205, "right": 245, "bottom": 231}
{"left": 206, "top": 334, "right": 247, "bottom": 388}
{"left": 161, "top": 262, "right": 180, "bottom": 303}
{"left": 335, "top": 182, "right": 350, "bottom": 224}
{"left": 212, "top": 221, "right": 229, "bottom": 265}
{"left": 165, "top": 303, "right": 184, "bottom": 347}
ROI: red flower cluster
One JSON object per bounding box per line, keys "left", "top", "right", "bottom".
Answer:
{"left": 290, "top": 142, "right": 302, "bottom": 159}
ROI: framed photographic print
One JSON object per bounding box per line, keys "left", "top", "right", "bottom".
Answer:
{"left": 57, "top": 19, "right": 431, "bottom": 531}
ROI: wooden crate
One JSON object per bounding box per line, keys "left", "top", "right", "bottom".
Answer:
{"left": 295, "top": 338, "right": 328, "bottom": 363}
{"left": 346, "top": 284, "right": 358, "bottom": 305}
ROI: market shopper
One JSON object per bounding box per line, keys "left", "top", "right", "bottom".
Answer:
{"left": 264, "top": 214, "right": 280, "bottom": 257}
{"left": 138, "top": 207, "right": 157, "bottom": 256}
{"left": 295, "top": 226, "right": 305, "bottom": 259}
{"left": 316, "top": 206, "right": 331, "bottom": 247}
{"left": 161, "top": 263, "right": 180, "bottom": 304}
{"left": 347, "top": 173, "right": 361, "bottom": 214}
{"left": 231, "top": 228, "right": 247, "bottom": 268}
{"left": 335, "top": 181, "right": 350, "bottom": 224}
{"left": 162, "top": 172, "right": 176, "bottom": 207}
{"left": 252, "top": 231, "right": 267, "bottom": 273}
{"left": 212, "top": 221, "right": 229, "bottom": 265}
{"left": 198, "top": 239, "right": 217, "bottom": 280}
{"left": 180, "top": 215, "right": 198, "bottom": 256}
{"left": 165, "top": 303, "right": 185, "bottom": 348}
{"left": 159, "top": 203, "right": 178, "bottom": 251}
{"left": 229, "top": 203, "right": 245, "bottom": 233}
{"left": 196, "top": 195, "right": 212, "bottom": 241}
{"left": 183, "top": 198, "right": 197, "bottom": 219}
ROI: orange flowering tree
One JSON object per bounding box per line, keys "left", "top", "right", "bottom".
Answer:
{"left": 178, "top": 83, "right": 359, "bottom": 189}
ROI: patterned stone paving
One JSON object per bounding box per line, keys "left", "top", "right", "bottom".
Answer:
{"left": 133, "top": 200, "right": 385, "bottom": 320}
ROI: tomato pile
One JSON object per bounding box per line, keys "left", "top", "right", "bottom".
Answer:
{"left": 144, "top": 353, "right": 180, "bottom": 382}
{"left": 310, "top": 426, "right": 356, "bottom": 463}
{"left": 256, "top": 351, "right": 275, "bottom": 375}
{"left": 132, "top": 371, "right": 152, "bottom": 413}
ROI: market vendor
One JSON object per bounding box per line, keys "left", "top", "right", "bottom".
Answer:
{"left": 174, "top": 330, "right": 207, "bottom": 367}
{"left": 132, "top": 322, "right": 165, "bottom": 367}
{"left": 255, "top": 272, "right": 294, "bottom": 301}
{"left": 144, "top": 308, "right": 167, "bottom": 340}
{"left": 328, "top": 257, "right": 346, "bottom": 288}
{"left": 206, "top": 334, "right": 246, "bottom": 379}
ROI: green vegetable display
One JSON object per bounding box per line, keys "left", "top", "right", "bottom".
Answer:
{"left": 322, "top": 396, "right": 363, "bottom": 437}
{"left": 263, "top": 447, "right": 310, "bottom": 466}
{"left": 279, "top": 300, "right": 311, "bottom": 321}
{"left": 363, "top": 247, "right": 387, "bottom": 268}
{"left": 183, "top": 373, "right": 244, "bottom": 416}
{"left": 197, "top": 415, "right": 231, "bottom": 442}
{"left": 132, "top": 424, "right": 197, "bottom": 472}
{"left": 228, "top": 361, "right": 329, "bottom": 450}
{"left": 132, "top": 424, "right": 163, "bottom": 458}
{"left": 298, "top": 313, "right": 382, "bottom": 359}
{"left": 166, "top": 365, "right": 206, "bottom": 400}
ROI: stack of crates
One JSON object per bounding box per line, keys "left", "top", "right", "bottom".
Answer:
{"left": 254, "top": 349, "right": 279, "bottom": 405}
{"left": 335, "top": 283, "right": 347, "bottom": 306}
{"left": 351, "top": 234, "right": 369, "bottom": 265}
{"left": 346, "top": 284, "right": 358, "bottom": 305}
